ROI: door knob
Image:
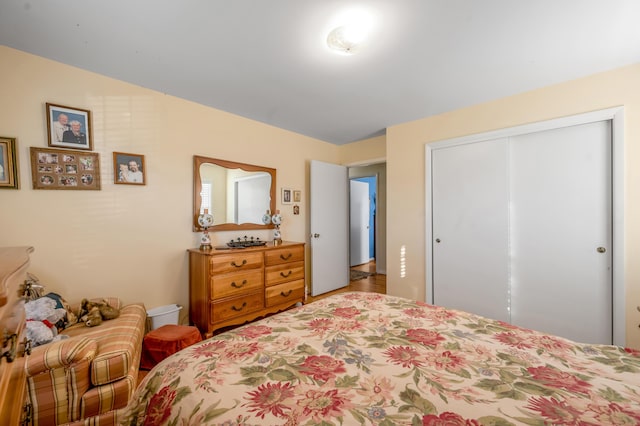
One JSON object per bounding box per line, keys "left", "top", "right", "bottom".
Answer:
{"left": 597, "top": 247, "right": 606, "bottom": 253}
{"left": 435, "top": 238, "right": 441, "bottom": 243}
{"left": 313, "top": 233, "right": 320, "bottom": 238}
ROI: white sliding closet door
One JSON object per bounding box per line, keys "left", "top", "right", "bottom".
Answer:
{"left": 509, "top": 121, "right": 612, "bottom": 343}
{"left": 430, "top": 119, "right": 614, "bottom": 345}
{"left": 431, "top": 138, "right": 510, "bottom": 322}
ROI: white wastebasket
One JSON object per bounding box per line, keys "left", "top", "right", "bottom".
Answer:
{"left": 146, "top": 304, "right": 182, "bottom": 330}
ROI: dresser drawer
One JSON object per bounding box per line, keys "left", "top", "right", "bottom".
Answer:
{"left": 264, "top": 245, "right": 304, "bottom": 266}
{"left": 210, "top": 252, "right": 264, "bottom": 274}
{"left": 265, "top": 280, "right": 304, "bottom": 307}
{"left": 211, "top": 292, "right": 264, "bottom": 323}
{"left": 211, "top": 270, "right": 264, "bottom": 300}
{"left": 265, "top": 261, "right": 304, "bottom": 287}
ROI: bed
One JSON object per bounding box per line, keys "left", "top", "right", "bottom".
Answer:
{"left": 121, "top": 292, "right": 640, "bottom": 425}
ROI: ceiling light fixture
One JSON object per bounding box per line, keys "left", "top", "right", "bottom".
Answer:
{"left": 326, "top": 9, "right": 373, "bottom": 55}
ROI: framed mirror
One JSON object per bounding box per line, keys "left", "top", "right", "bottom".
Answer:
{"left": 193, "top": 156, "right": 276, "bottom": 231}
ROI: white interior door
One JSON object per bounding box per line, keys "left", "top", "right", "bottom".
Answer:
{"left": 431, "top": 139, "right": 511, "bottom": 322}
{"left": 509, "top": 121, "right": 612, "bottom": 343}
{"left": 310, "top": 160, "right": 349, "bottom": 296}
{"left": 350, "top": 180, "right": 370, "bottom": 266}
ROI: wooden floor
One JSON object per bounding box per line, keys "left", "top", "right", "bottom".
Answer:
{"left": 306, "top": 260, "right": 386, "bottom": 303}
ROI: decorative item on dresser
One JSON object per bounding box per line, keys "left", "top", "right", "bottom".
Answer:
{"left": 0, "top": 246, "right": 34, "bottom": 426}
{"left": 188, "top": 241, "right": 305, "bottom": 338}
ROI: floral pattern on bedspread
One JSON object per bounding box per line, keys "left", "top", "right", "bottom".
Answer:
{"left": 121, "top": 292, "right": 640, "bottom": 425}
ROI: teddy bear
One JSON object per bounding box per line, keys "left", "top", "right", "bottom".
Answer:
{"left": 24, "top": 297, "right": 69, "bottom": 347}
{"left": 78, "top": 298, "right": 120, "bottom": 327}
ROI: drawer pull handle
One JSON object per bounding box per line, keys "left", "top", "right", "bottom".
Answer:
{"left": 280, "top": 290, "right": 293, "bottom": 297}
{"left": 279, "top": 270, "right": 292, "bottom": 278}
{"left": 279, "top": 253, "right": 292, "bottom": 261}
{"left": 231, "top": 280, "right": 248, "bottom": 288}
{"left": 231, "top": 259, "right": 247, "bottom": 268}
{"left": 231, "top": 302, "right": 247, "bottom": 312}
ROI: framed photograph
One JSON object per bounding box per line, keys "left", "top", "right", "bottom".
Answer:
{"left": 281, "top": 187, "right": 292, "bottom": 204}
{"left": 113, "top": 152, "right": 146, "bottom": 185}
{"left": 30, "top": 147, "right": 100, "bottom": 190}
{"left": 46, "top": 103, "right": 93, "bottom": 150}
{"left": 0, "top": 137, "right": 19, "bottom": 189}
{"left": 293, "top": 189, "right": 301, "bottom": 203}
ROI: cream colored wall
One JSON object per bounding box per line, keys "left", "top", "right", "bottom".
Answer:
{"left": 385, "top": 62, "right": 640, "bottom": 348}
{"left": 0, "top": 47, "right": 341, "bottom": 320}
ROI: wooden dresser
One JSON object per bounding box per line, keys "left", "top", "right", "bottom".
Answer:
{"left": 0, "top": 246, "right": 33, "bottom": 425}
{"left": 188, "top": 241, "right": 305, "bottom": 337}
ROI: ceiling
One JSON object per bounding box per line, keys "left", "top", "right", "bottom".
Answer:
{"left": 1, "top": 1, "right": 639, "bottom": 145}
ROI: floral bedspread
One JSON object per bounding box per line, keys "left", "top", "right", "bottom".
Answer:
{"left": 121, "top": 292, "right": 640, "bottom": 425}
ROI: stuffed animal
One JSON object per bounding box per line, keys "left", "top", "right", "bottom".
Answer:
{"left": 78, "top": 298, "right": 120, "bottom": 327}
{"left": 24, "top": 297, "right": 69, "bottom": 347}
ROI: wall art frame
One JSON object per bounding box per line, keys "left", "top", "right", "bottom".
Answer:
{"left": 30, "top": 147, "right": 101, "bottom": 190}
{"left": 113, "top": 151, "right": 146, "bottom": 185}
{"left": 0, "top": 136, "right": 19, "bottom": 189}
{"left": 281, "top": 187, "right": 292, "bottom": 204}
{"left": 46, "top": 102, "right": 93, "bottom": 150}
{"left": 293, "top": 189, "right": 302, "bottom": 203}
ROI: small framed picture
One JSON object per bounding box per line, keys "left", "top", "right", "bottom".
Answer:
{"left": 30, "top": 147, "right": 100, "bottom": 190}
{"left": 281, "top": 187, "right": 292, "bottom": 204}
{"left": 113, "top": 152, "right": 146, "bottom": 185}
{"left": 293, "top": 190, "right": 301, "bottom": 203}
{"left": 46, "top": 103, "right": 93, "bottom": 150}
{"left": 0, "top": 137, "right": 19, "bottom": 189}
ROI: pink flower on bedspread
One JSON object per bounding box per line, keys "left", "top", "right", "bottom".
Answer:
{"left": 384, "top": 346, "right": 424, "bottom": 368}
{"left": 407, "top": 328, "right": 445, "bottom": 347}
{"left": 190, "top": 339, "right": 226, "bottom": 358}
{"left": 224, "top": 341, "right": 260, "bottom": 360}
{"left": 245, "top": 382, "right": 295, "bottom": 419}
{"left": 526, "top": 396, "right": 585, "bottom": 425}
{"left": 424, "top": 308, "right": 458, "bottom": 325}
{"left": 591, "top": 402, "right": 640, "bottom": 424}
{"left": 299, "top": 355, "right": 346, "bottom": 382}
{"left": 494, "top": 331, "right": 534, "bottom": 349}
{"left": 296, "top": 388, "right": 354, "bottom": 422}
{"left": 422, "top": 412, "right": 480, "bottom": 425}
{"left": 307, "top": 318, "right": 334, "bottom": 336}
{"left": 424, "top": 350, "right": 466, "bottom": 372}
{"left": 144, "top": 386, "right": 176, "bottom": 426}
{"left": 357, "top": 375, "right": 395, "bottom": 404}
{"left": 623, "top": 347, "right": 640, "bottom": 357}
{"left": 531, "top": 334, "right": 573, "bottom": 353}
{"left": 238, "top": 324, "right": 272, "bottom": 339}
{"left": 527, "top": 366, "right": 592, "bottom": 394}
{"left": 333, "top": 306, "right": 361, "bottom": 318}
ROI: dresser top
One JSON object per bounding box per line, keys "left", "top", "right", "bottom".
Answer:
{"left": 188, "top": 241, "right": 304, "bottom": 255}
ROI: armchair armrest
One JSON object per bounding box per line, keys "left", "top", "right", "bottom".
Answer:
{"left": 25, "top": 336, "right": 98, "bottom": 424}
{"left": 25, "top": 336, "right": 97, "bottom": 375}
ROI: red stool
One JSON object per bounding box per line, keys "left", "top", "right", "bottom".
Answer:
{"left": 140, "top": 324, "right": 202, "bottom": 370}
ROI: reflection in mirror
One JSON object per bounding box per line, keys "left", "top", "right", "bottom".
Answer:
{"left": 193, "top": 156, "right": 276, "bottom": 232}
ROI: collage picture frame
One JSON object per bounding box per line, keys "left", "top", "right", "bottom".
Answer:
{"left": 30, "top": 147, "right": 101, "bottom": 190}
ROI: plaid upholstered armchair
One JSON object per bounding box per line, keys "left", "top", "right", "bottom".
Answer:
{"left": 24, "top": 298, "right": 146, "bottom": 425}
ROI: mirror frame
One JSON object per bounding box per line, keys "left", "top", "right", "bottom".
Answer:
{"left": 193, "top": 155, "right": 276, "bottom": 232}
